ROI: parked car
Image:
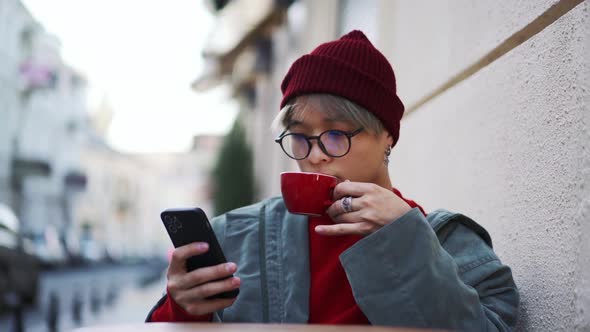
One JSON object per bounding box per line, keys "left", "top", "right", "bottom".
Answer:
{"left": 0, "top": 203, "right": 40, "bottom": 312}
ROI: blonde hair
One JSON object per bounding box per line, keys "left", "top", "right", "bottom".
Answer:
{"left": 272, "top": 94, "right": 386, "bottom": 135}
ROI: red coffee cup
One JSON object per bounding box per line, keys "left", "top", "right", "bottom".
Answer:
{"left": 280, "top": 172, "right": 339, "bottom": 216}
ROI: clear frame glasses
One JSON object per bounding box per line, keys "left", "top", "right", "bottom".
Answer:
{"left": 274, "top": 128, "right": 363, "bottom": 160}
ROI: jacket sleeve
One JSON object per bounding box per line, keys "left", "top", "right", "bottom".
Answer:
{"left": 145, "top": 293, "right": 213, "bottom": 322}
{"left": 339, "top": 208, "right": 519, "bottom": 331}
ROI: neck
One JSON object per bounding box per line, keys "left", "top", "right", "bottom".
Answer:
{"left": 374, "top": 169, "right": 393, "bottom": 189}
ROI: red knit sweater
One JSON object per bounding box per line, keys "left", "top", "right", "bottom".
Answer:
{"left": 150, "top": 188, "right": 424, "bottom": 323}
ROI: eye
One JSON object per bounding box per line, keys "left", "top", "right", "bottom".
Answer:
{"left": 326, "top": 130, "right": 346, "bottom": 138}
{"left": 289, "top": 133, "right": 308, "bottom": 143}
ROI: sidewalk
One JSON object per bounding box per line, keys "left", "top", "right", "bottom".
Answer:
{"left": 63, "top": 276, "right": 166, "bottom": 331}
{"left": 0, "top": 263, "right": 167, "bottom": 332}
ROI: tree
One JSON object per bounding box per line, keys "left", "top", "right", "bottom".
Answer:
{"left": 211, "top": 119, "right": 256, "bottom": 216}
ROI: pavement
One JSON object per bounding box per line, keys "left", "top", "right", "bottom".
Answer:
{"left": 0, "top": 262, "right": 168, "bottom": 332}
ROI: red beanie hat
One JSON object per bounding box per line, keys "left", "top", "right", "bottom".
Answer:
{"left": 280, "top": 30, "right": 405, "bottom": 146}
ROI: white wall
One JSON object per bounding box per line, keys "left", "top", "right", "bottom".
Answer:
{"left": 0, "top": 0, "right": 34, "bottom": 204}
{"left": 384, "top": 1, "right": 589, "bottom": 331}
{"left": 380, "top": 0, "right": 562, "bottom": 108}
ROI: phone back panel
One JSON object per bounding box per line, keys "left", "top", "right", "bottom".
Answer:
{"left": 161, "top": 208, "right": 238, "bottom": 299}
{"left": 160, "top": 208, "right": 228, "bottom": 273}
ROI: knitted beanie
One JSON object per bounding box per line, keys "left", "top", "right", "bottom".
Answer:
{"left": 280, "top": 30, "right": 404, "bottom": 146}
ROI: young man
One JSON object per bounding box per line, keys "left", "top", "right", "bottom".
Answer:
{"left": 146, "top": 30, "right": 519, "bottom": 331}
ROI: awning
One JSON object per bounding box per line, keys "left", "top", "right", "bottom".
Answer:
{"left": 202, "top": 0, "right": 275, "bottom": 59}
{"left": 11, "top": 159, "right": 51, "bottom": 178}
{"left": 10, "top": 158, "right": 51, "bottom": 190}
{"left": 192, "top": 0, "right": 286, "bottom": 91}
{"left": 191, "top": 59, "right": 223, "bottom": 91}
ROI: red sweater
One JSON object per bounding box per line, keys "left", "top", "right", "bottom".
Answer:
{"left": 150, "top": 188, "right": 424, "bottom": 323}
{"left": 308, "top": 188, "right": 425, "bottom": 324}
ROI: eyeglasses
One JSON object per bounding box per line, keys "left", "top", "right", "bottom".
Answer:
{"left": 275, "top": 128, "right": 364, "bottom": 160}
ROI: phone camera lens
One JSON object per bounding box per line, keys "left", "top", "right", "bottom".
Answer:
{"left": 168, "top": 225, "right": 177, "bottom": 233}
{"left": 173, "top": 217, "right": 182, "bottom": 229}
{"left": 164, "top": 215, "right": 173, "bottom": 224}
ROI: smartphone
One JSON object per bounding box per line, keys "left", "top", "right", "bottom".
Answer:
{"left": 161, "top": 207, "right": 239, "bottom": 299}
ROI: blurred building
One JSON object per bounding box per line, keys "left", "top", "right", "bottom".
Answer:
{"left": 0, "top": 0, "right": 89, "bottom": 264}
{"left": 193, "top": 0, "right": 382, "bottom": 200}
{"left": 76, "top": 108, "right": 223, "bottom": 261}
{"left": 70, "top": 94, "right": 223, "bottom": 262}
{"left": 0, "top": 0, "right": 35, "bottom": 208}
{"left": 1, "top": 0, "right": 223, "bottom": 266}
{"left": 192, "top": 0, "right": 294, "bottom": 201}
{"left": 194, "top": 0, "right": 589, "bottom": 331}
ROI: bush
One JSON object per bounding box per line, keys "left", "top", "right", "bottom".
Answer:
{"left": 212, "top": 119, "right": 256, "bottom": 215}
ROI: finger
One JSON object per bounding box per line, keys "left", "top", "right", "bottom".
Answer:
{"left": 330, "top": 210, "right": 365, "bottom": 224}
{"left": 326, "top": 196, "right": 359, "bottom": 217}
{"left": 332, "top": 181, "right": 377, "bottom": 200}
{"left": 314, "top": 222, "right": 372, "bottom": 236}
{"left": 168, "top": 242, "right": 209, "bottom": 275}
{"left": 326, "top": 199, "right": 342, "bottom": 217}
{"left": 184, "top": 297, "right": 238, "bottom": 317}
{"left": 184, "top": 276, "right": 241, "bottom": 300}
{"left": 326, "top": 198, "right": 345, "bottom": 217}
{"left": 180, "top": 262, "right": 238, "bottom": 289}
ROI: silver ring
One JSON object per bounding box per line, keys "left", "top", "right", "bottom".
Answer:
{"left": 341, "top": 196, "right": 353, "bottom": 213}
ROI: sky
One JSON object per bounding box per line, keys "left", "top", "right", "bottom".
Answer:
{"left": 22, "top": 0, "right": 238, "bottom": 153}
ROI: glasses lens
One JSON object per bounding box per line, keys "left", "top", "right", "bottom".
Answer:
{"left": 281, "top": 134, "right": 309, "bottom": 159}
{"left": 320, "top": 130, "right": 350, "bottom": 157}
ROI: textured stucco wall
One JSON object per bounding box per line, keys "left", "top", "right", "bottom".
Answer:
{"left": 380, "top": 0, "right": 561, "bottom": 107}
{"left": 389, "top": 2, "right": 589, "bottom": 331}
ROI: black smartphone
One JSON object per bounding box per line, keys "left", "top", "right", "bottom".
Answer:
{"left": 160, "top": 207, "right": 239, "bottom": 299}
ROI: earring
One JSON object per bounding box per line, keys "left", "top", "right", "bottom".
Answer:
{"left": 384, "top": 146, "right": 392, "bottom": 165}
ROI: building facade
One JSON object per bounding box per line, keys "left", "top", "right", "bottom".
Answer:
{"left": 1, "top": 0, "right": 219, "bottom": 265}
{"left": 0, "top": 0, "right": 35, "bottom": 206}
{"left": 1, "top": 0, "right": 89, "bottom": 263}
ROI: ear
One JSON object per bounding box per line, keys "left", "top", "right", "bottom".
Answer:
{"left": 384, "top": 132, "right": 394, "bottom": 147}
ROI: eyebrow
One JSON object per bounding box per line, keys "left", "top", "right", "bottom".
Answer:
{"left": 286, "top": 119, "right": 303, "bottom": 127}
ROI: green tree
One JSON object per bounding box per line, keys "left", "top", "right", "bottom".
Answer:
{"left": 212, "top": 119, "right": 256, "bottom": 215}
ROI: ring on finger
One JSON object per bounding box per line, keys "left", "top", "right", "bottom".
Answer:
{"left": 341, "top": 196, "right": 353, "bottom": 213}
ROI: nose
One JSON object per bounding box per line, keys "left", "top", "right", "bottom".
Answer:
{"left": 306, "top": 140, "right": 331, "bottom": 164}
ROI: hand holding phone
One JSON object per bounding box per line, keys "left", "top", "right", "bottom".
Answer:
{"left": 161, "top": 208, "right": 240, "bottom": 316}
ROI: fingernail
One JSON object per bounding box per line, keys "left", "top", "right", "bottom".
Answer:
{"left": 196, "top": 242, "right": 208, "bottom": 250}
{"left": 315, "top": 226, "right": 324, "bottom": 232}
{"left": 226, "top": 263, "right": 236, "bottom": 272}
{"left": 232, "top": 277, "right": 240, "bottom": 286}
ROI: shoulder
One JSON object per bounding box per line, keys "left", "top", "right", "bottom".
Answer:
{"left": 210, "top": 197, "right": 286, "bottom": 229}
{"left": 426, "top": 209, "right": 492, "bottom": 247}
{"left": 426, "top": 209, "right": 501, "bottom": 277}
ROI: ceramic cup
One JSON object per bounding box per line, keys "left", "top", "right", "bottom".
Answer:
{"left": 280, "top": 172, "right": 339, "bottom": 216}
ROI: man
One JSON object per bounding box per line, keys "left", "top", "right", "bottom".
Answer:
{"left": 147, "top": 30, "right": 519, "bottom": 331}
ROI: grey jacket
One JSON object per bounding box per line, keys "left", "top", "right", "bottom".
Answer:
{"left": 147, "top": 197, "right": 519, "bottom": 331}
